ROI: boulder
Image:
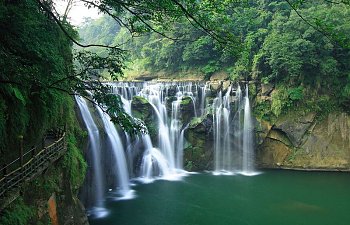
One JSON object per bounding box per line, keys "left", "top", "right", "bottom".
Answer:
{"left": 180, "top": 96, "right": 195, "bottom": 125}
{"left": 184, "top": 114, "right": 214, "bottom": 171}
{"left": 131, "top": 96, "right": 158, "bottom": 141}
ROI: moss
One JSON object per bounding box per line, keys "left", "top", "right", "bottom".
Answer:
{"left": 133, "top": 96, "right": 149, "bottom": 104}
{"left": 63, "top": 134, "right": 87, "bottom": 191}
{"left": 189, "top": 117, "right": 203, "bottom": 128}
{"left": 185, "top": 160, "right": 194, "bottom": 171}
{"left": 131, "top": 96, "right": 158, "bottom": 140}
{"left": 0, "top": 198, "right": 35, "bottom": 225}
{"left": 253, "top": 100, "right": 275, "bottom": 122}
{"left": 180, "top": 96, "right": 192, "bottom": 105}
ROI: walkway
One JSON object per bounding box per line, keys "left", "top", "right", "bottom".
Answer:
{"left": 0, "top": 128, "right": 67, "bottom": 211}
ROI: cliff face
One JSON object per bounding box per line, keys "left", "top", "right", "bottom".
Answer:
{"left": 256, "top": 112, "right": 350, "bottom": 170}
{"left": 253, "top": 81, "right": 350, "bottom": 170}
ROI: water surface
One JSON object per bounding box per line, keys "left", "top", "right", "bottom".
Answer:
{"left": 89, "top": 170, "right": 350, "bottom": 225}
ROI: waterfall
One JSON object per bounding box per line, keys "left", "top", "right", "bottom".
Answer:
{"left": 75, "top": 96, "right": 107, "bottom": 217}
{"left": 242, "top": 85, "right": 256, "bottom": 175}
{"left": 78, "top": 81, "right": 259, "bottom": 215}
{"left": 199, "top": 82, "right": 209, "bottom": 116}
{"left": 95, "top": 106, "right": 134, "bottom": 199}
{"left": 109, "top": 82, "right": 206, "bottom": 180}
{"left": 213, "top": 84, "right": 258, "bottom": 176}
{"left": 139, "top": 134, "right": 173, "bottom": 183}
{"left": 213, "top": 86, "right": 234, "bottom": 175}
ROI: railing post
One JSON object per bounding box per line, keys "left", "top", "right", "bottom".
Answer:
{"left": 19, "top": 135, "right": 24, "bottom": 168}
{"left": 42, "top": 137, "right": 46, "bottom": 149}
{"left": 31, "top": 146, "right": 36, "bottom": 158}
{"left": 2, "top": 164, "right": 7, "bottom": 177}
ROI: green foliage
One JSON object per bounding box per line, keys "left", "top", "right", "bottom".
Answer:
{"left": 254, "top": 100, "right": 274, "bottom": 122}
{"left": 180, "top": 97, "right": 192, "bottom": 106}
{"left": 63, "top": 134, "right": 87, "bottom": 190}
{"left": 185, "top": 160, "right": 194, "bottom": 171}
{"left": 288, "top": 87, "right": 304, "bottom": 101}
{"left": 271, "top": 87, "right": 289, "bottom": 117}
{"left": 0, "top": 198, "right": 35, "bottom": 225}
{"left": 341, "top": 73, "right": 350, "bottom": 110}
{"left": 271, "top": 86, "right": 304, "bottom": 117}
{"left": 201, "top": 61, "right": 220, "bottom": 79}
{"left": 189, "top": 117, "right": 203, "bottom": 128}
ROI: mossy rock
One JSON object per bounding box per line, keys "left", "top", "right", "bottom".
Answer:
{"left": 184, "top": 146, "right": 209, "bottom": 171}
{"left": 184, "top": 114, "right": 214, "bottom": 171}
{"left": 180, "top": 96, "right": 195, "bottom": 124}
{"left": 133, "top": 96, "right": 150, "bottom": 104}
{"left": 180, "top": 96, "right": 192, "bottom": 106}
{"left": 131, "top": 96, "right": 158, "bottom": 141}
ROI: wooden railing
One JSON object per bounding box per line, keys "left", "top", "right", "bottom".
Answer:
{"left": 0, "top": 128, "right": 67, "bottom": 203}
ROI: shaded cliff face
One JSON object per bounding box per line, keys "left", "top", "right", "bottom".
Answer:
{"left": 254, "top": 83, "right": 350, "bottom": 170}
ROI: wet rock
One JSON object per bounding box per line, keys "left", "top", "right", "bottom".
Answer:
{"left": 210, "top": 81, "right": 221, "bottom": 92}
{"left": 131, "top": 96, "right": 158, "bottom": 141}
{"left": 222, "top": 81, "right": 231, "bottom": 92}
{"left": 184, "top": 114, "right": 214, "bottom": 171}
{"left": 267, "top": 129, "right": 293, "bottom": 147}
{"left": 255, "top": 119, "right": 272, "bottom": 145}
{"left": 180, "top": 96, "right": 195, "bottom": 125}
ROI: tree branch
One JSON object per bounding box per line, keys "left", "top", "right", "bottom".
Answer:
{"left": 118, "top": 2, "right": 188, "bottom": 41}
{"left": 285, "top": 0, "right": 339, "bottom": 45}
{"left": 35, "top": 0, "right": 126, "bottom": 50}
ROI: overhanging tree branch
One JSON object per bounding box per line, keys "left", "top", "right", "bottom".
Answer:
{"left": 35, "top": 0, "right": 126, "bottom": 50}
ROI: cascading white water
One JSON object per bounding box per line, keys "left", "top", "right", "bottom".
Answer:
{"left": 242, "top": 85, "right": 255, "bottom": 175}
{"left": 171, "top": 93, "right": 183, "bottom": 169}
{"left": 213, "top": 84, "right": 258, "bottom": 176}
{"left": 110, "top": 82, "right": 205, "bottom": 180}
{"left": 95, "top": 106, "right": 134, "bottom": 199}
{"left": 213, "top": 86, "right": 233, "bottom": 174}
{"left": 139, "top": 135, "right": 172, "bottom": 183}
{"left": 75, "top": 96, "right": 107, "bottom": 217}
{"left": 139, "top": 85, "right": 176, "bottom": 173}
{"left": 199, "top": 82, "right": 209, "bottom": 116}
{"left": 79, "top": 81, "right": 259, "bottom": 218}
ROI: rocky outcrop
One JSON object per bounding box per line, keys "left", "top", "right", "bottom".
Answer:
{"left": 180, "top": 96, "right": 196, "bottom": 125}
{"left": 131, "top": 96, "right": 158, "bottom": 141}
{"left": 257, "top": 112, "right": 350, "bottom": 170}
{"left": 184, "top": 114, "right": 214, "bottom": 171}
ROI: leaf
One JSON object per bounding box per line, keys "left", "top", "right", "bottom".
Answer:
{"left": 12, "top": 87, "right": 26, "bottom": 105}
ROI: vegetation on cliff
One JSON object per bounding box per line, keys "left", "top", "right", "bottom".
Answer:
{"left": 0, "top": 0, "right": 86, "bottom": 223}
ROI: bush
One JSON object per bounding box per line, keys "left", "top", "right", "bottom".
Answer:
{"left": 0, "top": 198, "right": 35, "bottom": 225}
{"left": 271, "top": 86, "right": 304, "bottom": 117}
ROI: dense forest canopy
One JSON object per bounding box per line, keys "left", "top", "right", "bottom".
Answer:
{"left": 79, "top": 0, "right": 350, "bottom": 117}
